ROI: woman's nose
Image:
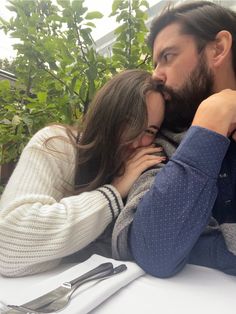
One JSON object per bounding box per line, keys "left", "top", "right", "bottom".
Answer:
{"left": 131, "top": 136, "right": 150, "bottom": 149}
{"left": 140, "top": 136, "right": 154, "bottom": 147}
{"left": 131, "top": 132, "right": 156, "bottom": 150}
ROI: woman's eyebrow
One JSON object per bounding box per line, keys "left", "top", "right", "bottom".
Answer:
{"left": 148, "top": 125, "right": 160, "bottom": 131}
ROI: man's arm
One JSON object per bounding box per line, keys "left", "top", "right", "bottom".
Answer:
{"left": 129, "top": 126, "right": 230, "bottom": 277}
{"left": 188, "top": 231, "right": 236, "bottom": 276}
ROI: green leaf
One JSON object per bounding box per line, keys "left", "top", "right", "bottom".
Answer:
{"left": 80, "top": 28, "right": 93, "bottom": 45}
{"left": 71, "top": 0, "right": 87, "bottom": 14}
{"left": 140, "top": 0, "right": 149, "bottom": 9}
{"left": 57, "top": 0, "right": 70, "bottom": 9}
{"left": 85, "top": 11, "right": 103, "bottom": 20}
{"left": 79, "top": 79, "right": 87, "bottom": 102}
{"left": 37, "top": 92, "right": 47, "bottom": 103}
{"left": 112, "top": 0, "right": 121, "bottom": 12}
{"left": 12, "top": 115, "right": 22, "bottom": 126}
{"left": 85, "top": 22, "right": 96, "bottom": 28}
{"left": 5, "top": 4, "right": 17, "bottom": 13}
{"left": 0, "top": 80, "right": 11, "bottom": 91}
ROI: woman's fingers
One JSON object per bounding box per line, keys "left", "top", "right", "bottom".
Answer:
{"left": 133, "top": 155, "right": 166, "bottom": 172}
{"left": 111, "top": 151, "right": 166, "bottom": 199}
{"left": 128, "top": 148, "right": 165, "bottom": 170}
{"left": 127, "top": 155, "right": 166, "bottom": 176}
{"left": 128, "top": 145, "right": 163, "bottom": 163}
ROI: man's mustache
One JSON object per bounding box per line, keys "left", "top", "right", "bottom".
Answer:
{"left": 155, "top": 84, "right": 177, "bottom": 101}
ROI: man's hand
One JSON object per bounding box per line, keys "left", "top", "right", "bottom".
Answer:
{"left": 192, "top": 89, "right": 236, "bottom": 138}
{"left": 111, "top": 146, "right": 166, "bottom": 199}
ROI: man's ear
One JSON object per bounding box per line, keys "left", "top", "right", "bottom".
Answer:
{"left": 210, "top": 30, "right": 232, "bottom": 67}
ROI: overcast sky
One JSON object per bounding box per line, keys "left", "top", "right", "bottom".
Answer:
{"left": 0, "top": 0, "right": 158, "bottom": 60}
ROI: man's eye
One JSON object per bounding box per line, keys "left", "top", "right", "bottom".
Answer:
{"left": 163, "top": 53, "right": 174, "bottom": 63}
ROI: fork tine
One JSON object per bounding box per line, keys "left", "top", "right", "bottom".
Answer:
{"left": 1, "top": 303, "right": 41, "bottom": 313}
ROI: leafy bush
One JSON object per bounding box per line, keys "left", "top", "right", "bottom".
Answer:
{"left": 0, "top": 0, "right": 151, "bottom": 178}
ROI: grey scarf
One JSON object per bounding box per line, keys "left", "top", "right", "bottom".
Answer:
{"left": 112, "top": 129, "right": 236, "bottom": 260}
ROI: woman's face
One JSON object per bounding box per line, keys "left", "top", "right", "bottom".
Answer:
{"left": 131, "top": 91, "right": 165, "bottom": 149}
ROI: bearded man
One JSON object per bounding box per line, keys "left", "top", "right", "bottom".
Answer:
{"left": 112, "top": 1, "right": 236, "bottom": 278}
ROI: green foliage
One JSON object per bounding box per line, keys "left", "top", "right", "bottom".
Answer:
{"left": 0, "top": 79, "right": 65, "bottom": 163}
{"left": 2, "top": 0, "right": 108, "bottom": 114}
{"left": 0, "top": 58, "right": 17, "bottom": 73}
{"left": 110, "top": 0, "right": 152, "bottom": 70}
{"left": 0, "top": 0, "right": 152, "bottom": 168}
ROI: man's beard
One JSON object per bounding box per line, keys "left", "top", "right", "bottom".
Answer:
{"left": 160, "top": 53, "right": 214, "bottom": 132}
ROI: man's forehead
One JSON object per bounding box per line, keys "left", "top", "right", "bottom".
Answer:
{"left": 153, "top": 22, "right": 196, "bottom": 58}
{"left": 153, "top": 22, "right": 186, "bottom": 53}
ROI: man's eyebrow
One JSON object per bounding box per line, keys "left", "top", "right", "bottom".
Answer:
{"left": 153, "top": 46, "right": 176, "bottom": 66}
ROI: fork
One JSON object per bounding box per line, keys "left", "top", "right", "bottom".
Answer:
{"left": 5, "top": 264, "right": 127, "bottom": 314}
{"left": 4, "top": 263, "right": 114, "bottom": 314}
{"left": 36, "top": 264, "right": 127, "bottom": 313}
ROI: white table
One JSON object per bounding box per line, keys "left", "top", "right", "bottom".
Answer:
{"left": 0, "top": 258, "right": 236, "bottom": 314}
{"left": 92, "top": 264, "right": 236, "bottom": 314}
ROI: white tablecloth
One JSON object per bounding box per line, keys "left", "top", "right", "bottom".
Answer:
{"left": 0, "top": 255, "right": 236, "bottom": 314}
{"left": 91, "top": 263, "right": 236, "bottom": 314}
{"left": 0, "top": 255, "right": 144, "bottom": 314}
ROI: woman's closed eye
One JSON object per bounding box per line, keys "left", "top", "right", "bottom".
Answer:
{"left": 144, "top": 126, "right": 159, "bottom": 137}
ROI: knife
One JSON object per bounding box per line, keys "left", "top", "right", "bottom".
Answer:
{"left": 6, "top": 262, "right": 114, "bottom": 313}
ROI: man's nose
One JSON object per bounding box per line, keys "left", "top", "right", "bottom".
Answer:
{"left": 152, "top": 65, "right": 166, "bottom": 85}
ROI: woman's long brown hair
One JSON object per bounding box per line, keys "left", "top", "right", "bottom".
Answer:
{"left": 66, "top": 69, "right": 157, "bottom": 193}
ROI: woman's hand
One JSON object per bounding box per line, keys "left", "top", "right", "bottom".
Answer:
{"left": 111, "top": 146, "right": 166, "bottom": 199}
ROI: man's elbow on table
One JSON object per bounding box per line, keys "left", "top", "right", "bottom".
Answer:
{"left": 129, "top": 226, "right": 187, "bottom": 278}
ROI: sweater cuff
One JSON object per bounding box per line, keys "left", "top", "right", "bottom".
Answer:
{"left": 172, "top": 126, "right": 230, "bottom": 178}
{"left": 98, "top": 185, "right": 124, "bottom": 219}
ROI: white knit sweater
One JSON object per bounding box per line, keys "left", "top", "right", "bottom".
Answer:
{"left": 0, "top": 126, "right": 123, "bottom": 277}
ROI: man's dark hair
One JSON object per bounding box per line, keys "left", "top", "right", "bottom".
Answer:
{"left": 148, "top": 1, "right": 236, "bottom": 74}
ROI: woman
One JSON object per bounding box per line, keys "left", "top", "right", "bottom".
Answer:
{"left": 0, "top": 69, "right": 165, "bottom": 277}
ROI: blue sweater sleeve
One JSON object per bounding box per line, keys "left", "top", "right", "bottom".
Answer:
{"left": 129, "top": 126, "right": 230, "bottom": 278}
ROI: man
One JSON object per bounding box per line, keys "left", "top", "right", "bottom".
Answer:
{"left": 112, "top": 1, "right": 236, "bottom": 277}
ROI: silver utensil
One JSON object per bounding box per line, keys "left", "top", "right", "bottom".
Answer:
{"left": 4, "top": 262, "right": 114, "bottom": 314}
{"left": 4, "top": 263, "right": 127, "bottom": 314}
{"left": 1, "top": 302, "right": 39, "bottom": 313}
{"left": 36, "top": 264, "right": 127, "bottom": 313}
